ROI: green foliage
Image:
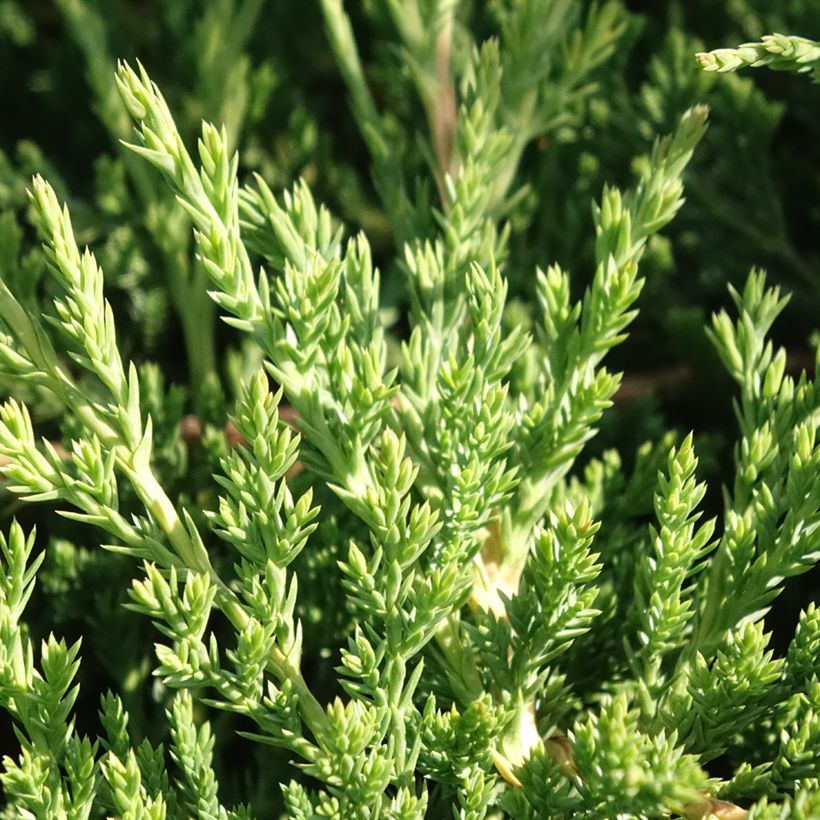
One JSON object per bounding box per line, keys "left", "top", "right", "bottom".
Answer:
{"left": 0, "top": 2, "right": 819, "bottom": 818}
{"left": 697, "top": 34, "right": 820, "bottom": 81}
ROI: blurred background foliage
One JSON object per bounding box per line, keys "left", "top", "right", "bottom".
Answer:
{"left": 0, "top": 0, "right": 818, "bottom": 811}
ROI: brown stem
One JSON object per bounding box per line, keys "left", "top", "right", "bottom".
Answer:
{"left": 430, "top": 22, "right": 457, "bottom": 207}
{"left": 681, "top": 796, "right": 748, "bottom": 820}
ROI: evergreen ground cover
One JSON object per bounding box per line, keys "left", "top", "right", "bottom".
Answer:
{"left": 0, "top": 2, "right": 819, "bottom": 817}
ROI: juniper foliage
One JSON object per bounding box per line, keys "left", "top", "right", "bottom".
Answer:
{"left": 0, "top": 5, "right": 819, "bottom": 819}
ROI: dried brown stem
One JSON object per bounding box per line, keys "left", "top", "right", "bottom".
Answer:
{"left": 430, "top": 21, "right": 457, "bottom": 206}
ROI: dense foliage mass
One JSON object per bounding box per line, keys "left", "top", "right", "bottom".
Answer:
{"left": 0, "top": 2, "right": 819, "bottom": 817}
